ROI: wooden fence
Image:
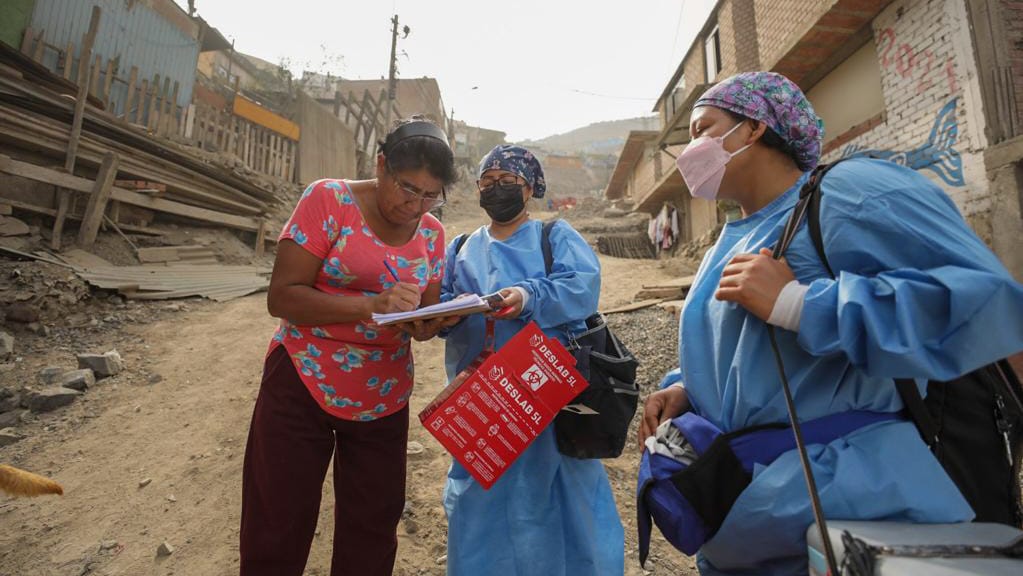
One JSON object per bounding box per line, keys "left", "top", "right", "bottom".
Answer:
{"left": 19, "top": 27, "right": 297, "bottom": 182}
{"left": 189, "top": 101, "right": 297, "bottom": 182}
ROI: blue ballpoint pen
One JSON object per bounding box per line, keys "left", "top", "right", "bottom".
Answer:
{"left": 383, "top": 260, "right": 401, "bottom": 283}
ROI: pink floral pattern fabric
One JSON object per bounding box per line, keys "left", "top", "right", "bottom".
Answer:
{"left": 269, "top": 179, "right": 444, "bottom": 421}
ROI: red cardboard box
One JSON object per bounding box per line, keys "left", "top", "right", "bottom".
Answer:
{"left": 418, "top": 321, "right": 588, "bottom": 489}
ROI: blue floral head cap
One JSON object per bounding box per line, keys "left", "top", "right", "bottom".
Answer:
{"left": 478, "top": 145, "right": 547, "bottom": 198}
{"left": 694, "top": 72, "right": 824, "bottom": 171}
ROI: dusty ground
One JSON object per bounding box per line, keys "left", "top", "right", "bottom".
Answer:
{"left": 0, "top": 206, "right": 699, "bottom": 576}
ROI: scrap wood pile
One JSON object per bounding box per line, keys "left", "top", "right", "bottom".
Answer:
{"left": 0, "top": 41, "right": 276, "bottom": 240}
{"left": 1, "top": 246, "right": 270, "bottom": 303}
{"left": 603, "top": 276, "right": 695, "bottom": 315}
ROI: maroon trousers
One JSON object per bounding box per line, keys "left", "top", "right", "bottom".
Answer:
{"left": 240, "top": 346, "right": 409, "bottom": 576}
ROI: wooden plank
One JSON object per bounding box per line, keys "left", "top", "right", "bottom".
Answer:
{"left": 271, "top": 133, "right": 280, "bottom": 177}
{"left": 89, "top": 54, "right": 101, "bottom": 97}
{"left": 135, "top": 78, "right": 147, "bottom": 124}
{"left": 147, "top": 73, "right": 161, "bottom": 131}
{"left": 641, "top": 275, "right": 697, "bottom": 290}
{"left": 52, "top": 6, "right": 101, "bottom": 251}
{"left": 254, "top": 219, "right": 266, "bottom": 257}
{"left": 601, "top": 298, "right": 666, "bottom": 315}
{"left": 232, "top": 94, "right": 300, "bottom": 140}
{"left": 20, "top": 27, "right": 35, "bottom": 54}
{"left": 183, "top": 103, "right": 195, "bottom": 139}
{"left": 108, "top": 199, "right": 120, "bottom": 223}
{"left": 101, "top": 58, "right": 115, "bottom": 108}
{"left": 166, "top": 80, "right": 179, "bottom": 136}
{"left": 62, "top": 41, "right": 74, "bottom": 80}
{"left": 124, "top": 66, "right": 137, "bottom": 121}
{"left": 157, "top": 77, "right": 171, "bottom": 136}
{"left": 633, "top": 286, "right": 684, "bottom": 301}
{"left": 32, "top": 29, "right": 45, "bottom": 62}
{"left": 0, "top": 154, "right": 262, "bottom": 232}
{"left": 60, "top": 248, "right": 114, "bottom": 268}
{"left": 286, "top": 140, "right": 296, "bottom": 182}
{"left": 77, "top": 151, "right": 119, "bottom": 246}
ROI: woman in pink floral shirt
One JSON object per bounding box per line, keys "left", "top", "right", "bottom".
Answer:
{"left": 240, "top": 119, "right": 459, "bottom": 576}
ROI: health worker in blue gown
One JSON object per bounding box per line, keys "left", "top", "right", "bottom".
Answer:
{"left": 440, "top": 145, "right": 624, "bottom": 576}
{"left": 639, "top": 72, "right": 1023, "bottom": 576}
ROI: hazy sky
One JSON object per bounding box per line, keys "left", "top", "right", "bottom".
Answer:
{"left": 177, "top": 1, "right": 716, "bottom": 141}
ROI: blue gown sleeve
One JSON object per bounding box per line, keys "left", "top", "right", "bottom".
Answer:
{"left": 440, "top": 237, "right": 459, "bottom": 304}
{"left": 514, "top": 220, "right": 601, "bottom": 331}
{"left": 797, "top": 160, "right": 1023, "bottom": 380}
{"left": 658, "top": 367, "right": 684, "bottom": 389}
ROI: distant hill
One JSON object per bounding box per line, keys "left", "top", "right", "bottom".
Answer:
{"left": 520, "top": 116, "right": 659, "bottom": 156}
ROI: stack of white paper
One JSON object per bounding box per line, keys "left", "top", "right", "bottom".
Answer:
{"left": 371, "top": 294, "right": 493, "bottom": 326}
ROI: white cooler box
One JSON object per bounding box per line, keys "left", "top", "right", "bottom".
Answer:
{"left": 807, "top": 521, "right": 1023, "bottom": 575}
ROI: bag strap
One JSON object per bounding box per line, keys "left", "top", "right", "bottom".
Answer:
{"left": 453, "top": 233, "right": 468, "bottom": 256}
{"left": 769, "top": 161, "right": 855, "bottom": 576}
{"left": 540, "top": 219, "right": 557, "bottom": 275}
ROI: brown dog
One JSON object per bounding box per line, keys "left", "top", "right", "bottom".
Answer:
{"left": 0, "top": 464, "right": 63, "bottom": 497}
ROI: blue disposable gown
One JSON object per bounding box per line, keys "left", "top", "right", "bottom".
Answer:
{"left": 677, "top": 159, "right": 1023, "bottom": 575}
{"left": 440, "top": 219, "right": 625, "bottom": 576}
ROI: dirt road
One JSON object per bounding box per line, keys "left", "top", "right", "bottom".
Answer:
{"left": 0, "top": 249, "right": 695, "bottom": 576}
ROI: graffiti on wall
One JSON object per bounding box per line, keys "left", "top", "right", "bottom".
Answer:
{"left": 877, "top": 27, "right": 958, "bottom": 95}
{"left": 841, "top": 99, "right": 964, "bottom": 187}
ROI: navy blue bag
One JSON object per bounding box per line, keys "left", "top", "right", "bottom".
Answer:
{"left": 636, "top": 410, "right": 901, "bottom": 566}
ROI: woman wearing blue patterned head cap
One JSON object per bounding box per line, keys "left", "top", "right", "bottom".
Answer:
{"left": 438, "top": 144, "right": 624, "bottom": 575}
{"left": 639, "top": 71, "right": 1023, "bottom": 574}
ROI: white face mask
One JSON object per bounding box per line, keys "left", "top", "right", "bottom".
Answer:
{"left": 674, "top": 121, "right": 751, "bottom": 200}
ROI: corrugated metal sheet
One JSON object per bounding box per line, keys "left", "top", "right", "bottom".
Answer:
{"left": 30, "top": 0, "right": 198, "bottom": 118}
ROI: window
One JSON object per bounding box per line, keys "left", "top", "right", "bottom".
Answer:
{"left": 705, "top": 27, "right": 721, "bottom": 82}
{"left": 670, "top": 74, "right": 686, "bottom": 117}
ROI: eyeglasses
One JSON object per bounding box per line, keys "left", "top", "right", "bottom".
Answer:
{"left": 387, "top": 165, "right": 447, "bottom": 208}
{"left": 476, "top": 175, "right": 523, "bottom": 192}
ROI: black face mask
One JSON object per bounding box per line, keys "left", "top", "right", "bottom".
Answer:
{"left": 480, "top": 184, "right": 526, "bottom": 223}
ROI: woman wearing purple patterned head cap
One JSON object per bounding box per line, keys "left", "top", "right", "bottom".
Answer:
{"left": 638, "top": 72, "right": 1023, "bottom": 575}
{"left": 437, "top": 144, "right": 625, "bottom": 575}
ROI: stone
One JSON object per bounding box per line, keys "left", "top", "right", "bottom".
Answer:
{"left": 61, "top": 369, "right": 95, "bottom": 391}
{"left": 139, "top": 478, "right": 152, "bottom": 488}
{"left": 5, "top": 302, "right": 39, "bottom": 323}
{"left": 77, "top": 350, "right": 123, "bottom": 378}
{"left": 28, "top": 387, "right": 82, "bottom": 413}
{"left": 0, "top": 388, "right": 19, "bottom": 412}
{"left": 38, "top": 367, "right": 63, "bottom": 385}
{"left": 166, "top": 494, "right": 176, "bottom": 502}
{"left": 27, "top": 323, "right": 50, "bottom": 337}
{"left": 0, "top": 331, "right": 13, "bottom": 361}
{"left": 99, "top": 540, "right": 119, "bottom": 551}
{"left": 0, "top": 427, "right": 25, "bottom": 447}
{"left": 406, "top": 441, "right": 425, "bottom": 455}
{"left": 0, "top": 410, "right": 21, "bottom": 428}
{"left": 148, "top": 373, "right": 163, "bottom": 385}
{"left": 156, "top": 541, "right": 174, "bottom": 557}
{"left": 436, "top": 555, "right": 447, "bottom": 565}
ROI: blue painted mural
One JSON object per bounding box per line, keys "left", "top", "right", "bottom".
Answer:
{"left": 841, "top": 98, "right": 964, "bottom": 187}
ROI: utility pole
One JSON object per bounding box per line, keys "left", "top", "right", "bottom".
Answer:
{"left": 384, "top": 15, "right": 409, "bottom": 130}
{"left": 384, "top": 15, "right": 399, "bottom": 131}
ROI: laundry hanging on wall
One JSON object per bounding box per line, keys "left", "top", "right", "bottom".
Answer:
{"left": 647, "top": 204, "right": 680, "bottom": 254}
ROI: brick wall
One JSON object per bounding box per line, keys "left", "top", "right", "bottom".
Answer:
{"left": 684, "top": 40, "right": 706, "bottom": 89}
{"left": 821, "top": 0, "right": 990, "bottom": 224}
{"left": 718, "top": 1, "right": 738, "bottom": 78}
{"left": 732, "top": 0, "right": 761, "bottom": 70}
{"left": 754, "top": 0, "right": 836, "bottom": 69}
{"left": 1001, "top": 0, "right": 1023, "bottom": 131}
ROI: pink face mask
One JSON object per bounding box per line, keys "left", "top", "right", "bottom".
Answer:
{"left": 675, "top": 121, "right": 750, "bottom": 200}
